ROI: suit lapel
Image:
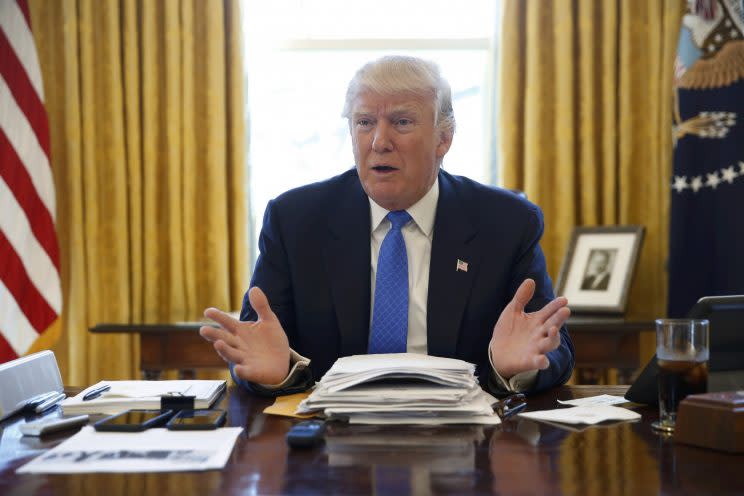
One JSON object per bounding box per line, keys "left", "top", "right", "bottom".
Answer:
{"left": 324, "top": 173, "right": 371, "bottom": 356}
{"left": 427, "top": 172, "right": 480, "bottom": 357}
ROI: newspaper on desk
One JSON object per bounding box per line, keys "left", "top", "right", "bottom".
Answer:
{"left": 16, "top": 426, "right": 242, "bottom": 474}
{"left": 296, "top": 353, "right": 502, "bottom": 425}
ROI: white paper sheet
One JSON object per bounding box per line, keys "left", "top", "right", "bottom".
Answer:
{"left": 319, "top": 353, "right": 476, "bottom": 392}
{"left": 557, "top": 394, "right": 630, "bottom": 407}
{"left": 303, "top": 383, "right": 482, "bottom": 410}
{"left": 297, "top": 353, "right": 494, "bottom": 424}
{"left": 518, "top": 405, "right": 641, "bottom": 425}
{"left": 16, "top": 426, "right": 242, "bottom": 474}
{"left": 325, "top": 353, "right": 475, "bottom": 375}
{"left": 346, "top": 414, "right": 501, "bottom": 425}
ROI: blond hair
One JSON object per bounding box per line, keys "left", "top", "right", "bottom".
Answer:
{"left": 342, "top": 55, "right": 456, "bottom": 137}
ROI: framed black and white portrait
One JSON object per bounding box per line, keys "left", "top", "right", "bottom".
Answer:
{"left": 555, "top": 226, "right": 645, "bottom": 314}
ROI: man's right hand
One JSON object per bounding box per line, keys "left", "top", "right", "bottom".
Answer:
{"left": 199, "top": 287, "right": 290, "bottom": 385}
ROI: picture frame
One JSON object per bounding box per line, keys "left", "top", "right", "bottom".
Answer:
{"left": 554, "top": 226, "right": 645, "bottom": 314}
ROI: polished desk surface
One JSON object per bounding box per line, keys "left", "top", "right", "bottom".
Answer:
{"left": 2, "top": 385, "right": 742, "bottom": 496}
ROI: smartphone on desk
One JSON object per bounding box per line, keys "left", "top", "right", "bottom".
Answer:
{"left": 166, "top": 409, "right": 226, "bottom": 430}
{"left": 94, "top": 409, "right": 174, "bottom": 432}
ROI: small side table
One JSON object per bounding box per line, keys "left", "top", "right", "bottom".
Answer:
{"left": 568, "top": 316, "right": 654, "bottom": 384}
{"left": 89, "top": 323, "right": 225, "bottom": 379}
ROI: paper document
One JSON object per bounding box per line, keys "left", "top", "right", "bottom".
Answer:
{"left": 297, "top": 353, "right": 502, "bottom": 425}
{"left": 325, "top": 353, "right": 476, "bottom": 375}
{"left": 518, "top": 405, "right": 641, "bottom": 425}
{"left": 347, "top": 414, "right": 501, "bottom": 425}
{"left": 264, "top": 392, "right": 316, "bottom": 419}
{"left": 319, "top": 353, "right": 475, "bottom": 392}
{"left": 61, "top": 380, "right": 226, "bottom": 415}
{"left": 557, "top": 395, "right": 629, "bottom": 407}
{"left": 16, "top": 426, "right": 242, "bottom": 474}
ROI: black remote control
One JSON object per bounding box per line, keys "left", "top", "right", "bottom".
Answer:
{"left": 286, "top": 420, "right": 326, "bottom": 448}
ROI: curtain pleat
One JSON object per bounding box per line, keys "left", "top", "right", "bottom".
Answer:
{"left": 28, "top": 0, "right": 248, "bottom": 385}
{"left": 499, "top": 0, "right": 684, "bottom": 331}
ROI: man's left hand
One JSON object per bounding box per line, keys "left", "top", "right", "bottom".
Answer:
{"left": 489, "top": 279, "right": 570, "bottom": 379}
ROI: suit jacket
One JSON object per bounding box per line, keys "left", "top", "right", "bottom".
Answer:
{"left": 238, "top": 169, "right": 574, "bottom": 395}
{"left": 581, "top": 271, "right": 610, "bottom": 291}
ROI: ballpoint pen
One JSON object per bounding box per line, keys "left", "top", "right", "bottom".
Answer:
{"left": 494, "top": 393, "right": 527, "bottom": 420}
{"left": 83, "top": 384, "right": 111, "bottom": 401}
{"left": 22, "top": 391, "right": 60, "bottom": 412}
{"left": 34, "top": 392, "right": 66, "bottom": 413}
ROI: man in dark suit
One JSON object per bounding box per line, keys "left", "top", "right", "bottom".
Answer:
{"left": 200, "top": 56, "right": 574, "bottom": 396}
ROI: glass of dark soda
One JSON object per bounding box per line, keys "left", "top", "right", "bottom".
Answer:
{"left": 652, "top": 319, "right": 709, "bottom": 433}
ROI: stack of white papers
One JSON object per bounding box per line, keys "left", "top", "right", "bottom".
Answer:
{"left": 61, "top": 380, "right": 226, "bottom": 415}
{"left": 297, "top": 353, "right": 501, "bottom": 425}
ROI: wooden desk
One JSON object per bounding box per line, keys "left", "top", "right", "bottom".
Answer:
{"left": 1, "top": 385, "right": 741, "bottom": 495}
{"left": 90, "top": 323, "right": 223, "bottom": 379}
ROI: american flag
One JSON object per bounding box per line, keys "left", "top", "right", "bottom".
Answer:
{"left": 0, "top": 0, "right": 62, "bottom": 362}
{"left": 456, "top": 259, "right": 468, "bottom": 272}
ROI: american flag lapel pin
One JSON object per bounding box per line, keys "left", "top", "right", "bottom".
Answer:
{"left": 456, "top": 259, "right": 468, "bottom": 272}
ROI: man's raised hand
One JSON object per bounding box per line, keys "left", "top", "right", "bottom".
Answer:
{"left": 489, "top": 279, "right": 570, "bottom": 379}
{"left": 199, "top": 287, "right": 290, "bottom": 385}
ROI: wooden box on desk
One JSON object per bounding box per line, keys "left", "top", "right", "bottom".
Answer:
{"left": 675, "top": 391, "right": 744, "bottom": 453}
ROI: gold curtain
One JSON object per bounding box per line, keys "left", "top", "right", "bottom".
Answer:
{"left": 500, "top": 0, "right": 684, "bottom": 332}
{"left": 28, "top": 0, "right": 248, "bottom": 385}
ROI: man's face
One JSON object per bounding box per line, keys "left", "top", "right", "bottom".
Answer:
{"left": 350, "top": 90, "right": 452, "bottom": 211}
{"left": 588, "top": 252, "right": 609, "bottom": 274}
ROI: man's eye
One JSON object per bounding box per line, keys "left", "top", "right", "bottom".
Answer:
{"left": 396, "top": 118, "right": 413, "bottom": 127}
{"left": 356, "top": 119, "right": 372, "bottom": 127}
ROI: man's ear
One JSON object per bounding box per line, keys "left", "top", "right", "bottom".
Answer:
{"left": 436, "top": 130, "right": 453, "bottom": 158}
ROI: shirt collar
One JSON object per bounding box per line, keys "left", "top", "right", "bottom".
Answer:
{"left": 369, "top": 177, "right": 439, "bottom": 237}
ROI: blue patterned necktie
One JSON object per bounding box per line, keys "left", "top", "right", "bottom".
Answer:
{"left": 368, "top": 210, "right": 412, "bottom": 354}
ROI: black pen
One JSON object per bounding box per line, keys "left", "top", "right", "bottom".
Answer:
{"left": 83, "top": 384, "right": 111, "bottom": 401}
{"left": 23, "top": 390, "right": 59, "bottom": 411}
{"left": 35, "top": 392, "right": 66, "bottom": 413}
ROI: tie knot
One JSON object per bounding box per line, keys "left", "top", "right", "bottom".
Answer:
{"left": 387, "top": 210, "right": 412, "bottom": 230}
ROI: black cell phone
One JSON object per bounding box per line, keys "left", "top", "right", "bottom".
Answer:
{"left": 166, "top": 409, "right": 226, "bottom": 430}
{"left": 286, "top": 420, "right": 325, "bottom": 448}
{"left": 93, "top": 409, "right": 175, "bottom": 432}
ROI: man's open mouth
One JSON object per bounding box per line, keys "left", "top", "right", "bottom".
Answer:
{"left": 371, "top": 165, "right": 397, "bottom": 172}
